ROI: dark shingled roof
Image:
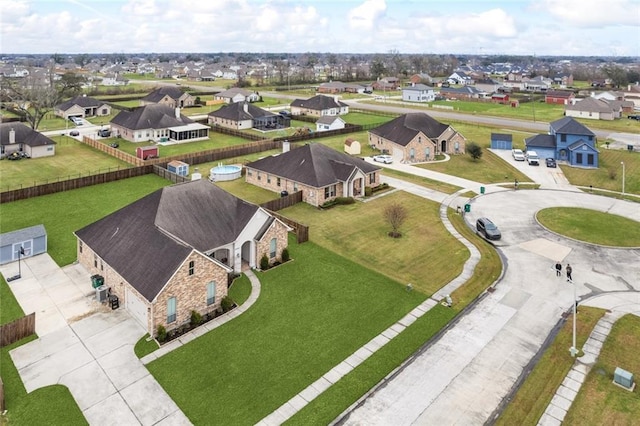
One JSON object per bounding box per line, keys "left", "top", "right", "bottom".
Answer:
{"left": 550, "top": 117, "right": 596, "bottom": 137}
{"left": 0, "top": 122, "right": 57, "bottom": 147}
{"left": 110, "top": 104, "right": 194, "bottom": 130}
{"left": 246, "top": 143, "right": 380, "bottom": 188}
{"left": 75, "top": 180, "right": 258, "bottom": 302}
{"left": 525, "top": 134, "right": 556, "bottom": 149}
{"left": 290, "top": 95, "right": 347, "bottom": 111}
{"left": 141, "top": 86, "right": 187, "bottom": 103}
{"left": 369, "top": 113, "right": 449, "bottom": 146}
{"left": 56, "top": 95, "right": 106, "bottom": 110}
{"left": 208, "top": 102, "right": 275, "bottom": 121}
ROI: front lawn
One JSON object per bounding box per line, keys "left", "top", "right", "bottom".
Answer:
{"left": 0, "top": 174, "right": 171, "bottom": 266}
{"left": 148, "top": 238, "right": 427, "bottom": 425}
{"left": 563, "top": 314, "right": 640, "bottom": 425}
{"left": 537, "top": 207, "right": 640, "bottom": 247}
{"left": 281, "top": 191, "right": 469, "bottom": 295}
{"left": 560, "top": 149, "right": 640, "bottom": 195}
{"left": 0, "top": 136, "right": 133, "bottom": 192}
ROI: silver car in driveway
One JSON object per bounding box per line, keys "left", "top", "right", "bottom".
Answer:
{"left": 373, "top": 154, "right": 393, "bottom": 164}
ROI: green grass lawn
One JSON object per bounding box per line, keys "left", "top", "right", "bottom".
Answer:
{"left": 537, "top": 207, "right": 640, "bottom": 247}
{"left": 563, "top": 314, "right": 640, "bottom": 425}
{"left": 382, "top": 168, "right": 463, "bottom": 194}
{"left": 342, "top": 112, "right": 395, "bottom": 126}
{"left": 1, "top": 274, "right": 24, "bottom": 325}
{"left": 429, "top": 98, "right": 564, "bottom": 123}
{"left": 148, "top": 237, "right": 428, "bottom": 425}
{"left": 0, "top": 136, "right": 133, "bottom": 192}
{"left": 496, "top": 307, "right": 606, "bottom": 426}
{"left": 228, "top": 273, "right": 253, "bottom": 306}
{"left": 0, "top": 174, "right": 171, "bottom": 266}
{"left": 281, "top": 191, "right": 469, "bottom": 295}
{"left": 560, "top": 149, "right": 640, "bottom": 195}
{"left": 214, "top": 178, "right": 279, "bottom": 204}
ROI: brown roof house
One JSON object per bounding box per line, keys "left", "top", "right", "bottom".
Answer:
{"left": 290, "top": 95, "right": 349, "bottom": 117}
{"left": 245, "top": 143, "right": 381, "bottom": 207}
{"left": 75, "top": 179, "right": 290, "bottom": 335}
{"left": 140, "top": 87, "right": 195, "bottom": 108}
{"left": 110, "top": 104, "right": 209, "bottom": 143}
{"left": 368, "top": 113, "right": 467, "bottom": 163}
{"left": 55, "top": 95, "right": 112, "bottom": 119}
{"left": 0, "top": 122, "right": 56, "bottom": 159}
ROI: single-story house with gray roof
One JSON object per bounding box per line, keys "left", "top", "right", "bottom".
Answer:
{"left": 75, "top": 179, "right": 290, "bottom": 335}
{"left": 0, "top": 122, "right": 57, "bottom": 159}
{"left": 245, "top": 143, "right": 381, "bottom": 207}
{"left": 208, "top": 102, "right": 288, "bottom": 130}
{"left": 368, "top": 113, "right": 466, "bottom": 163}
{"left": 290, "top": 95, "right": 349, "bottom": 117}
{"left": 55, "top": 95, "right": 112, "bottom": 119}
{"left": 140, "top": 87, "right": 195, "bottom": 108}
{"left": 110, "top": 104, "right": 209, "bottom": 143}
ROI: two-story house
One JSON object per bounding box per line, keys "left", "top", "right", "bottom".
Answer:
{"left": 402, "top": 84, "right": 435, "bottom": 103}
{"left": 525, "top": 117, "right": 598, "bottom": 168}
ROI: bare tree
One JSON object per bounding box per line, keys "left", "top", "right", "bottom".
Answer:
{"left": 1, "top": 65, "right": 72, "bottom": 129}
{"left": 384, "top": 203, "right": 408, "bottom": 238}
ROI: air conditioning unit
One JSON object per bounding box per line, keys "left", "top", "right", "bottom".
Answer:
{"left": 96, "top": 285, "right": 109, "bottom": 303}
{"left": 613, "top": 367, "right": 635, "bottom": 391}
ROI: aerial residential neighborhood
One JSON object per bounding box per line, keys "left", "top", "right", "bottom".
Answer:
{"left": 0, "top": 1, "right": 639, "bottom": 426}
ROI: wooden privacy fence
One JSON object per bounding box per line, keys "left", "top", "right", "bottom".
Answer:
{"left": 0, "top": 312, "right": 36, "bottom": 348}
{"left": 266, "top": 210, "right": 309, "bottom": 244}
{"left": 259, "top": 190, "right": 303, "bottom": 212}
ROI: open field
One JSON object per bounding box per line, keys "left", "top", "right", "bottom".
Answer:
{"left": 563, "top": 314, "right": 640, "bottom": 425}
{"left": 0, "top": 174, "right": 171, "bottom": 266}
{"left": 496, "top": 307, "right": 606, "bottom": 426}
{"left": 280, "top": 191, "right": 469, "bottom": 295}
{"left": 0, "top": 136, "right": 133, "bottom": 192}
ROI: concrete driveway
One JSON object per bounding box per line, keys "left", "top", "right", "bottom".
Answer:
{"left": 342, "top": 190, "right": 640, "bottom": 425}
{"left": 2, "top": 255, "right": 191, "bottom": 425}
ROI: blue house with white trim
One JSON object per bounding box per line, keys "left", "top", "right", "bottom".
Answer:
{"left": 525, "top": 117, "right": 598, "bottom": 168}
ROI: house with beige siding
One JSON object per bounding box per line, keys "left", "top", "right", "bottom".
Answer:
{"left": 55, "top": 95, "right": 112, "bottom": 119}
{"left": 245, "top": 143, "right": 381, "bottom": 207}
{"left": 140, "top": 86, "right": 195, "bottom": 108}
{"left": 0, "top": 122, "right": 57, "bottom": 159}
{"left": 290, "top": 95, "right": 349, "bottom": 117}
{"left": 368, "top": 113, "right": 467, "bottom": 163}
{"left": 75, "top": 179, "right": 290, "bottom": 336}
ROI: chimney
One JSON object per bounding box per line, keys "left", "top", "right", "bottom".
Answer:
{"left": 282, "top": 140, "right": 290, "bottom": 153}
{"left": 9, "top": 128, "right": 15, "bottom": 144}
{"left": 175, "top": 107, "right": 180, "bottom": 119}
{"left": 243, "top": 103, "right": 248, "bottom": 113}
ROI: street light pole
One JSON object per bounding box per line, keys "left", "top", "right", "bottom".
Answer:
{"left": 621, "top": 161, "right": 625, "bottom": 197}
{"left": 570, "top": 280, "right": 578, "bottom": 357}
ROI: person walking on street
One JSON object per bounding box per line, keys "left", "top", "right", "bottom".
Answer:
{"left": 555, "top": 261, "right": 562, "bottom": 277}
{"left": 566, "top": 264, "right": 573, "bottom": 282}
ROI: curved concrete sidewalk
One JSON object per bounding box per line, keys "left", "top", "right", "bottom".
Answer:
{"left": 141, "top": 269, "right": 262, "bottom": 365}
{"left": 538, "top": 293, "right": 640, "bottom": 426}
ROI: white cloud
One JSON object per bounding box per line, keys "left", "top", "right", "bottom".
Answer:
{"left": 348, "top": 0, "right": 387, "bottom": 31}
{"left": 537, "top": 0, "right": 639, "bottom": 27}
{"left": 414, "top": 8, "right": 517, "bottom": 39}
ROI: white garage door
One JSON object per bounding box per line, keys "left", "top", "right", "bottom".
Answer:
{"left": 392, "top": 147, "right": 404, "bottom": 162}
{"left": 126, "top": 288, "right": 148, "bottom": 329}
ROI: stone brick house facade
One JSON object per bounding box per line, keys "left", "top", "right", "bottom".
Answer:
{"left": 75, "top": 179, "right": 290, "bottom": 336}
{"left": 140, "top": 87, "right": 195, "bottom": 108}
{"left": 368, "top": 113, "right": 467, "bottom": 163}
{"left": 245, "top": 143, "right": 381, "bottom": 207}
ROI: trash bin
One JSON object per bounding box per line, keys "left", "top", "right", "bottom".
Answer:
{"left": 628, "top": 145, "right": 634, "bottom": 152}
{"left": 464, "top": 203, "right": 471, "bottom": 213}
{"left": 280, "top": 190, "right": 289, "bottom": 197}
{"left": 480, "top": 186, "right": 485, "bottom": 194}
{"left": 91, "top": 274, "right": 104, "bottom": 289}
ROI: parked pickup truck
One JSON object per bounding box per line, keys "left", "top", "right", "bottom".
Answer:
{"left": 526, "top": 150, "right": 540, "bottom": 166}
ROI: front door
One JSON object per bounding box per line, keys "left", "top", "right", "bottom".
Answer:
{"left": 441, "top": 140, "right": 447, "bottom": 153}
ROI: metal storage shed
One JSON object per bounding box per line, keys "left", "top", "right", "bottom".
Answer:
{"left": 167, "top": 160, "right": 189, "bottom": 176}
{"left": 0, "top": 224, "right": 47, "bottom": 265}
{"left": 490, "top": 133, "right": 513, "bottom": 150}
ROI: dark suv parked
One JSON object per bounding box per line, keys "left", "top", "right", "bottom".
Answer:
{"left": 476, "top": 217, "right": 501, "bottom": 240}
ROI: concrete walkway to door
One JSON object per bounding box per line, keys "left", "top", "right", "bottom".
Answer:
{"left": 2, "top": 254, "right": 191, "bottom": 425}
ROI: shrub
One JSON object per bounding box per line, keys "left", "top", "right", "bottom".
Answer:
{"left": 467, "top": 142, "right": 483, "bottom": 161}
{"left": 608, "top": 168, "right": 617, "bottom": 180}
{"left": 156, "top": 324, "right": 167, "bottom": 343}
{"left": 221, "top": 296, "right": 234, "bottom": 313}
{"left": 281, "top": 247, "right": 290, "bottom": 262}
{"left": 365, "top": 187, "right": 373, "bottom": 196}
{"left": 335, "top": 197, "right": 355, "bottom": 205}
{"left": 190, "top": 310, "right": 203, "bottom": 327}
{"left": 260, "top": 254, "right": 270, "bottom": 270}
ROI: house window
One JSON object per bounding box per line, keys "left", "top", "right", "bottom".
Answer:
{"left": 167, "top": 297, "right": 177, "bottom": 323}
{"left": 100, "top": 261, "right": 104, "bottom": 271}
{"left": 293, "top": 182, "right": 298, "bottom": 191}
{"left": 425, "top": 147, "right": 431, "bottom": 158}
{"left": 418, "top": 136, "right": 422, "bottom": 144}
{"left": 561, "top": 134, "right": 566, "bottom": 142}
{"left": 267, "top": 175, "right": 271, "bottom": 184}
{"left": 257, "top": 172, "right": 261, "bottom": 181}
{"left": 410, "top": 148, "right": 415, "bottom": 160}
{"left": 188, "top": 260, "right": 195, "bottom": 276}
{"left": 576, "top": 153, "right": 583, "bottom": 163}
{"left": 101, "top": 108, "right": 108, "bottom": 115}
{"left": 94, "top": 254, "right": 98, "bottom": 268}
{"left": 369, "top": 173, "right": 375, "bottom": 184}
{"left": 277, "top": 177, "right": 281, "bottom": 187}
{"left": 248, "top": 170, "right": 252, "bottom": 177}
{"left": 324, "top": 185, "right": 336, "bottom": 199}
{"left": 207, "top": 282, "right": 216, "bottom": 306}
{"left": 270, "top": 238, "right": 277, "bottom": 258}
{"left": 587, "top": 154, "right": 594, "bottom": 165}
{"left": 79, "top": 240, "right": 83, "bottom": 253}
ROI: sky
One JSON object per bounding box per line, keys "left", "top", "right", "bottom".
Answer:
{"left": 1, "top": 0, "right": 639, "bottom": 56}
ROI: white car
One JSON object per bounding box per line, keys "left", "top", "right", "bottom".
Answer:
{"left": 512, "top": 149, "right": 525, "bottom": 161}
{"left": 373, "top": 154, "right": 393, "bottom": 164}
{"left": 526, "top": 150, "right": 540, "bottom": 166}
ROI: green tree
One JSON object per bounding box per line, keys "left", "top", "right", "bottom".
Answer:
{"left": 467, "top": 142, "right": 483, "bottom": 161}
{"left": 370, "top": 55, "right": 386, "bottom": 79}
{"left": 603, "top": 64, "right": 628, "bottom": 88}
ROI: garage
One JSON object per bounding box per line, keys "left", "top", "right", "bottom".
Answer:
{"left": 125, "top": 287, "right": 148, "bottom": 328}
{"left": 393, "top": 147, "right": 404, "bottom": 162}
